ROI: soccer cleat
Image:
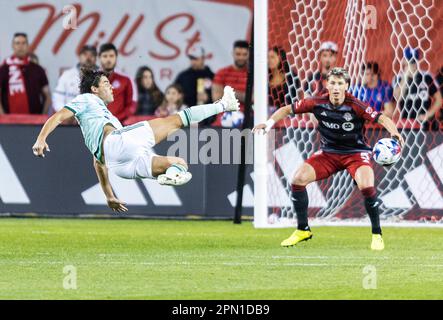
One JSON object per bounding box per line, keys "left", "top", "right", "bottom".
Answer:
{"left": 157, "top": 171, "right": 192, "bottom": 186}
{"left": 281, "top": 229, "right": 313, "bottom": 247}
{"left": 371, "top": 234, "right": 385, "bottom": 251}
{"left": 221, "top": 86, "right": 240, "bottom": 112}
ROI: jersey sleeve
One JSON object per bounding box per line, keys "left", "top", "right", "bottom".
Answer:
{"left": 64, "top": 95, "right": 87, "bottom": 115}
{"left": 291, "top": 98, "right": 315, "bottom": 114}
{"left": 352, "top": 99, "right": 381, "bottom": 123}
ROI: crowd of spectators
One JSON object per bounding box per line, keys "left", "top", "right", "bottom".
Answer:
{"left": 0, "top": 32, "right": 442, "bottom": 130}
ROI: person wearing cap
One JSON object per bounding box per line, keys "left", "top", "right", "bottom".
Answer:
{"left": 304, "top": 40, "right": 338, "bottom": 97}
{"left": 392, "top": 47, "right": 442, "bottom": 130}
{"left": 352, "top": 61, "right": 395, "bottom": 118}
{"left": 52, "top": 45, "right": 97, "bottom": 113}
{"left": 174, "top": 45, "right": 214, "bottom": 113}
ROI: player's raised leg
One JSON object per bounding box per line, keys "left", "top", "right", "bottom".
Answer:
{"left": 353, "top": 165, "right": 384, "bottom": 251}
{"left": 148, "top": 86, "right": 239, "bottom": 186}
{"left": 148, "top": 86, "right": 239, "bottom": 144}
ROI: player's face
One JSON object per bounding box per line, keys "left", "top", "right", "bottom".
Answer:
{"left": 96, "top": 76, "right": 114, "bottom": 105}
{"left": 141, "top": 70, "right": 153, "bottom": 89}
{"left": 327, "top": 75, "right": 349, "bottom": 105}
{"left": 233, "top": 48, "right": 249, "bottom": 69}
{"left": 12, "top": 36, "right": 29, "bottom": 58}
{"left": 100, "top": 50, "right": 117, "bottom": 72}
{"left": 79, "top": 51, "right": 97, "bottom": 68}
{"left": 320, "top": 50, "right": 337, "bottom": 71}
{"left": 268, "top": 50, "right": 280, "bottom": 71}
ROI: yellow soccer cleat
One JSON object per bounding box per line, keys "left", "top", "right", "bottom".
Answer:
{"left": 371, "top": 234, "right": 385, "bottom": 251}
{"left": 281, "top": 229, "right": 313, "bottom": 247}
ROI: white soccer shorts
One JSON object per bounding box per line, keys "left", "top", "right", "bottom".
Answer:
{"left": 103, "top": 121, "right": 157, "bottom": 179}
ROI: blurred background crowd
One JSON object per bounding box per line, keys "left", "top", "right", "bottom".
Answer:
{"left": 0, "top": 32, "right": 442, "bottom": 130}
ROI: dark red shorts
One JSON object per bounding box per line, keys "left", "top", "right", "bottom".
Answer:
{"left": 305, "top": 150, "right": 373, "bottom": 181}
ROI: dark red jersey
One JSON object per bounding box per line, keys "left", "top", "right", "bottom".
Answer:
{"left": 291, "top": 93, "right": 381, "bottom": 154}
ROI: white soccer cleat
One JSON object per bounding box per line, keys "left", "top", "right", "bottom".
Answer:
{"left": 157, "top": 171, "right": 192, "bottom": 186}
{"left": 221, "top": 86, "right": 240, "bottom": 112}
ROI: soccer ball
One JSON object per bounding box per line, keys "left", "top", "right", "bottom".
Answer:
{"left": 372, "top": 138, "right": 402, "bottom": 166}
{"left": 221, "top": 111, "right": 244, "bottom": 128}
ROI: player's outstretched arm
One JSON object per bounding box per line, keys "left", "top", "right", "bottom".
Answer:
{"left": 32, "top": 108, "right": 74, "bottom": 157}
{"left": 252, "top": 105, "right": 293, "bottom": 134}
{"left": 377, "top": 114, "right": 405, "bottom": 148}
{"left": 93, "top": 159, "right": 128, "bottom": 213}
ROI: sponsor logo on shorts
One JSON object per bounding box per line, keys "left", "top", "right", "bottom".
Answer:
{"left": 342, "top": 122, "right": 355, "bottom": 131}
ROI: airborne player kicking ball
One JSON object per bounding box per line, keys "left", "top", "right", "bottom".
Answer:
{"left": 253, "top": 67, "right": 405, "bottom": 251}
{"left": 32, "top": 68, "right": 239, "bottom": 212}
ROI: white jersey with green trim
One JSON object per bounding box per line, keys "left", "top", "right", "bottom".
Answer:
{"left": 64, "top": 93, "right": 122, "bottom": 162}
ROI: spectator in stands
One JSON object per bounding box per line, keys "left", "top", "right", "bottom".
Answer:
{"left": 436, "top": 66, "right": 443, "bottom": 125}
{"left": 393, "top": 47, "right": 442, "bottom": 130}
{"left": 212, "top": 40, "right": 249, "bottom": 127}
{"left": 304, "top": 41, "right": 338, "bottom": 97}
{"left": 155, "top": 84, "right": 187, "bottom": 118}
{"left": 99, "top": 43, "right": 136, "bottom": 122}
{"left": 135, "top": 66, "right": 164, "bottom": 115}
{"left": 175, "top": 46, "right": 214, "bottom": 107}
{"left": 268, "top": 46, "right": 301, "bottom": 112}
{"left": 352, "top": 61, "right": 395, "bottom": 118}
{"left": 0, "top": 33, "right": 51, "bottom": 115}
{"left": 52, "top": 45, "right": 97, "bottom": 112}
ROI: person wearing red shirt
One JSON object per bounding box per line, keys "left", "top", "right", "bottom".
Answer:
{"left": 0, "top": 33, "right": 51, "bottom": 115}
{"left": 212, "top": 40, "right": 249, "bottom": 127}
{"left": 99, "top": 43, "right": 136, "bottom": 122}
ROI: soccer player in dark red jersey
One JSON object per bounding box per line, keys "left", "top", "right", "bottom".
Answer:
{"left": 253, "top": 67, "right": 404, "bottom": 250}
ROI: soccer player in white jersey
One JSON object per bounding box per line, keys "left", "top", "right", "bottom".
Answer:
{"left": 32, "top": 68, "right": 239, "bottom": 212}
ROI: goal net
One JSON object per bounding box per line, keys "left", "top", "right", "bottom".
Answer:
{"left": 255, "top": 0, "right": 443, "bottom": 227}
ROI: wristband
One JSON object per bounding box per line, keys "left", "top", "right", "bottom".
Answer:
{"left": 265, "top": 119, "right": 275, "bottom": 131}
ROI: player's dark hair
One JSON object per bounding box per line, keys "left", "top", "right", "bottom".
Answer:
{"left": 326, "top": 67, "right": 351, "bottom": 85}
{"left": 99, "top": 43, "right": 118, "bottom": 56}
{"left": 233, "top": 40, "right": 249, "bottom": 50}
{"left": 79, "top": 67, "right": 109, "bottom": 94}
{"left": 363, "top": 61, "right": 380, "bottom": 76}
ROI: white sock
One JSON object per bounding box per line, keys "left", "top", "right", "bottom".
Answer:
{"left": 178, "top": 102, "right": 224, "bottom": 127}
{"left": 165, "top": 164, "right": 187, "bottom": 176}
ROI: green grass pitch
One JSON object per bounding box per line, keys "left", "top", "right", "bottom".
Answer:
{"left": 0, "top": 218, "right": 442, "bottom": 299}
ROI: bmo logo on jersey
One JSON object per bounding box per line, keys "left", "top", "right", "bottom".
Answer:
{"left": 342, "top": 122, "right": 355, "bottom": 131}
{"left": 321, "top": 121, "right": 340, "bottom": 130}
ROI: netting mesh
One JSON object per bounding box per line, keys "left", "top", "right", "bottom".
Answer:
{"left": 266, "top": 0, "right": 443, "bottom": 226}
